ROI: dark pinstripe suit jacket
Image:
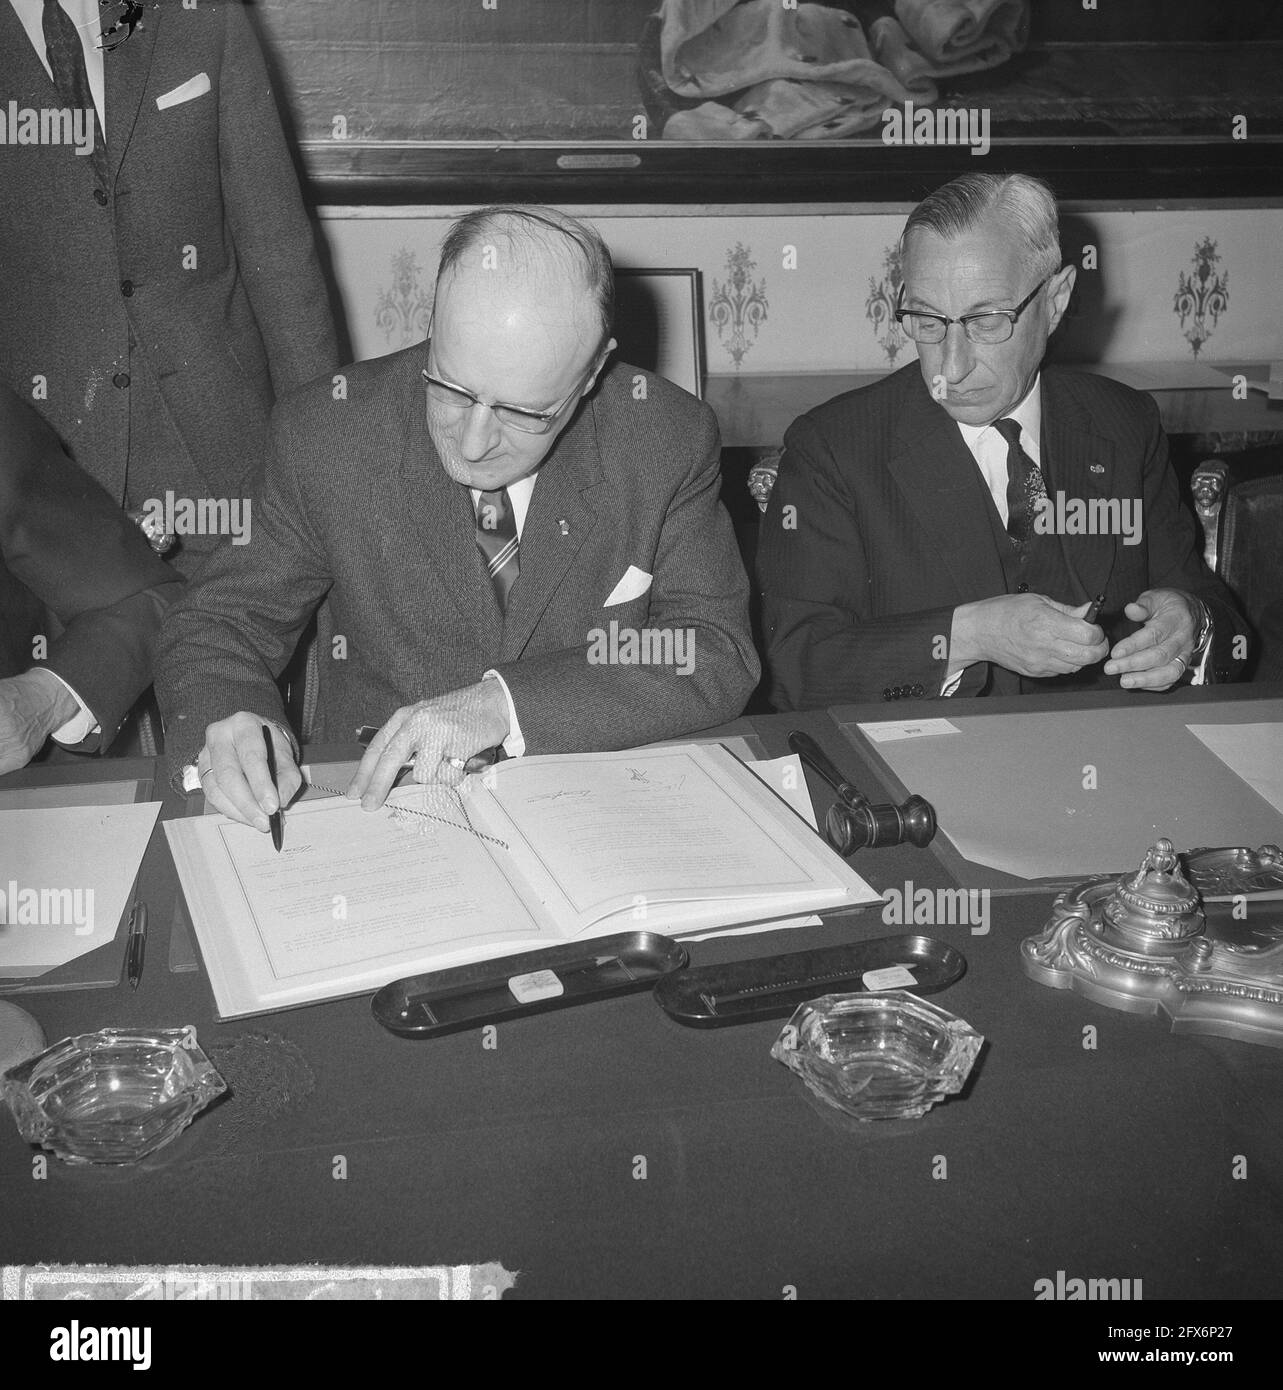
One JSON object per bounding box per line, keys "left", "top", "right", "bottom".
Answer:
{"left": 154, "top": 348, "right": 760, "bottom": 780}
{"left": 0, "top": 0, "right": 337, "bottom": 502}
{"left": 758, "top": 363, "right": 1244, "bottom": 709}
{"left": 0, "top": 386, "right": 183, "bottom": 751}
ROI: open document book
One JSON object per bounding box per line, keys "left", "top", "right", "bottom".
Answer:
{"left": 165, "top": 744, "right": 880, "bottom": 1018}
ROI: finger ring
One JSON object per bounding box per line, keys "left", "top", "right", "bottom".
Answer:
{"left": 1172, "top": 655, "right": 1187, "bottom": 672}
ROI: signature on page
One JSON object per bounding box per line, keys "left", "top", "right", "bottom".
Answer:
{"left": 625, "top": 768, "right": 688, "bottom": 793}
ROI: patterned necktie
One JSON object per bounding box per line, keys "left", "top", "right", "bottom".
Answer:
{"left": 42, "top": 0, "right": 108, "bottom": 185}
{"left": 994, "top": 416, "right": 1048, "bottom": 549}
{"left": 475, "top": 488, "right": 519, "bottom": 611}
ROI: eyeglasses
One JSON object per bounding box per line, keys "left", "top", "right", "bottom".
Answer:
{"left": 894, "top": 273, "right": 1057, "bottom": 345}
{"left": 421, "top": 339, "right": 603, "bottom": 435}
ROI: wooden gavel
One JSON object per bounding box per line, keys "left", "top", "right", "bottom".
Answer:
{"left": 787, "top": 731, "right": 937, "bottom": 855}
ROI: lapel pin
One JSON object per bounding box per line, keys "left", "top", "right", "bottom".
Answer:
{"left": 1089, "top": 464, "right": 1105, "bottom": 474}
{"left": 558, "top": 519, "right": 570, "bottom": 536}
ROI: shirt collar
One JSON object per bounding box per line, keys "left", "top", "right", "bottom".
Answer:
{"left": 470, "top": 473, "right": 537, "bottom": 505}
{"left": 956, "top": 373, "right": 1042, "bottom": 457}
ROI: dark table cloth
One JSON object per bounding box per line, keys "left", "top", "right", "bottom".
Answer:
{"left": 3, "top": 690, "right": 1281, "bottom": 1299}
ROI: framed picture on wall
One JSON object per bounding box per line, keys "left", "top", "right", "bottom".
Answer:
{"left": 613, "top": 268, "right": 705, "bottom": 400}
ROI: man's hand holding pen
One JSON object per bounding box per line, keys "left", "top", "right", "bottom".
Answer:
{"left": 195, "top": 683, "right": 508, "bottom": 833}
{"left": 950, "top": 593, "right": 1109, "bottom": 680}
{"left": 197, "top": 712, "right": 301, "bottom": 834}
{"left": 348, "top": 680, "right": 510, "bottom": 811}
{"left": 950, "top": 586, "right": 1207, "bottom": 691}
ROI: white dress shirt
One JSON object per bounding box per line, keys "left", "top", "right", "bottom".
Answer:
{"left": 9, "top": 0, "right": 106, "bottom": 134}
{"left": 46, "top": 670, "right": 97, "bottom": 745}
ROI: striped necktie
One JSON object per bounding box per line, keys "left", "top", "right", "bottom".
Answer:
{"left": 994, "top": 416, "right": 1048, "bottom": 550}
{"left": 475, "top": 487, "right": 519, "bottom": 611}
{"left": 42, "top": 0, "right": 108, "bottom": 186}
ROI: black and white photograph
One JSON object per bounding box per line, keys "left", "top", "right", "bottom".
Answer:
{"left": 0, "top": 0, "right": 1281, "bottom": 1342}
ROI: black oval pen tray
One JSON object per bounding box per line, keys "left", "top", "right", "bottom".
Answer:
{"left": 654, "top": 934, "right": 967, "bottom": 1028}
{"left": 372, "top": 930, "right": 688, "bottom": 1038}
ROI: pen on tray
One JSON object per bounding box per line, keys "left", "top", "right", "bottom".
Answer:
{"left": 262, "top": 724, "right": 284, "bottom": 851}
{"left": 126, "top": 900, "right": 148, "bottom": 991}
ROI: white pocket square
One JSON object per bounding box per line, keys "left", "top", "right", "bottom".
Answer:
{"left": 604, "top": 566, "right": 652, "bottom": 607}
{"left": 156, "top": 73, "right": 211, "bottom": 111}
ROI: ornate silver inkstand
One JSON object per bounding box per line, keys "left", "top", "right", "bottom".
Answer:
{"left": 1022, "top": 839, "right": 1283, "bottom": 1047}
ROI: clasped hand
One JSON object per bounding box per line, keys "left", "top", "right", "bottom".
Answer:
{"left": 955, "top": 587, "right": 1198, "bottom": 690}
{"left": 953, "top": 593, "right": 1108, "bottom": 679}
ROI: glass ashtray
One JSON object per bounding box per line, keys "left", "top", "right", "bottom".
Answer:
{"left": 771, "top": 990, "right": 983, "bottom": 1122}
{"left": 2, "top": 1027, "right": 227, "bottom": 1165}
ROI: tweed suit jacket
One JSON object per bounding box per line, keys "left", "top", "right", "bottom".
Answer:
{"left": 155, "top": 348, "right": 760, "bottom": 780}
{"left": 0, "top": 0, "right": 338, "bottom": 502}
{"left": 0, "top": 385, "right": 183, "bottom": 751}
{"left": 758, "top": 363, "right": 1245, "bottom": 709}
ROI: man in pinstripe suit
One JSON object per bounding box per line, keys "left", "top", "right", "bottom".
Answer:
{"left": 758, "top": 172, "right": 1243, "bottom": 710}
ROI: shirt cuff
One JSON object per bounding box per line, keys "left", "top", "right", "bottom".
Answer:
{"left": 940, "top": 668, "right": 964, "bottom": 698}
{"left": 45, "top": 671, "right": 100, "bottom": 746}
{"left": 483, "top": 669, "right": 525, "bottom": 758}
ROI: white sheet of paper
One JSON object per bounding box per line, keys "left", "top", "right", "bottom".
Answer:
{"left": 169, "top": 791, "right": 553, "bottom": 1010}
{"left": 1186, "top": 724, "right": 1283, "bottom": 817}
{"left": 642, "top": 758, "right": 823, "bottom": 943}
{"left": 482, "top": 748, "right": 866, "bottom": 930}
{"left": 744, "top": 754, "right": 816, "bottom": 828}
{"left": 0, "top": 802, "right": 161, "bottom": 978}
{"left": 857, "top": 718, "right": 960, "bottom": 743}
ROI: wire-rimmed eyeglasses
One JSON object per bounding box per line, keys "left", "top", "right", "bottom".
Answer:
{"left": 894, "top": 272, "right": 1058, "bottom": 345}
{"left": 421, "top": 337, "right": 606, "bottom": 435}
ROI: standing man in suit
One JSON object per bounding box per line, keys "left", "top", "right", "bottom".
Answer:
{"left": 156, "top": 205, "right": 759, "bottom": 830}
{"left": 0, "top": 0, "right": 338, "bottom": 572}
{"left": 0, "top": 384, "right": 183, "bottom": 773}
{"left": 758, "top": 172, "right": 1243, "bottom": 709}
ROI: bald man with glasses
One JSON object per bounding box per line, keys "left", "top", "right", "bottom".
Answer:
{"left": 155, "top": 205, "right": 758, "bottom": 829}
{"left": 758, "top": 172, "right": 1244, "bottom": 710}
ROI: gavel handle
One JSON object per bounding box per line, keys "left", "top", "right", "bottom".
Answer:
{"left": 787, "top": 730, "right": 869, "bottom": 810}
